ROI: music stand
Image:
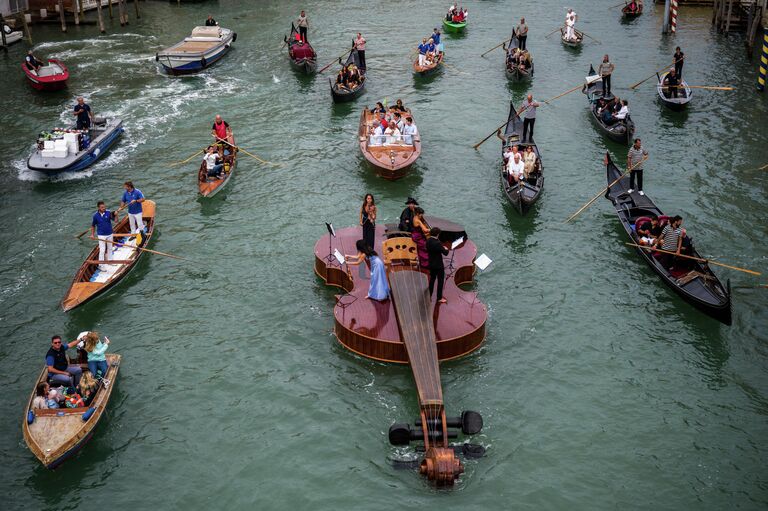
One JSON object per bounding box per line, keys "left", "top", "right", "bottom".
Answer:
{"left": 324, "top": 222, "right": 337, "bottom": 267}
{"left": 446, "top": 237, "right": 464, "bottom": 277}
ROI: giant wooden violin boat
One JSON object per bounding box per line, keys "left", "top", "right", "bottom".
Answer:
{"left": 314, "top": 218, "right": 487, "bottom": 485}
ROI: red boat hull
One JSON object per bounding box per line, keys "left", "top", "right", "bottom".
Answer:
{"left": 22, "top": 59, "right": 69, "bottom": 91}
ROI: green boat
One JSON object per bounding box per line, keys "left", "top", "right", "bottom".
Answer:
{"left": 442, "top": 18, "right": 467, "bottom": 33}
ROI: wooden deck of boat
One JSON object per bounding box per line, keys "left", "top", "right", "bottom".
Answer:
{"left": 313, "top": 222, "right": 486, "bottom": 359}
{"left": 169, "top": 40, "right": 219, "bottom": 53}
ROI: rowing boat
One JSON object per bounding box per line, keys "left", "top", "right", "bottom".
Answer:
{"left": 504, "top": 32, "right": 533, "bottom": 81}
{"left": 583, "top": 65, "right": 635, "bottom": 145}
{"left": 330, "top": 46, "right": 366, "bottom": 102}
{"left": 442, "top": 18, "right": 467, "bottom": 33}
{"left": 621, "top": 2, "right": 643, "bottom": 19}
{"left": 198, "top": 143, "right": 237, "bottom": 197}
{"left": 23, "top": 353, "right": 121, "bottom": 468}
{"left": 284, "top": 23, "right": 317, "bottom": 73}
{"left": 156, "top": 25, "right": 236, "bottom": 75}
{"left": 358, "top": 107, "right": 421, "bottom": 180}
{"left": 22, "top": 59, "right": 69, "bottom": 91}
{"left": 500, "top": 102, "right": 543, "bottom": 215}
{"left": 61, "top": 201, "right": 156, "bottom": 311}
{"left": 603, "top": 153, "right": 732, "bottom": 324}
{"left": 413, "top": 49, "right": 444, "bottom": 75}
{"left": 656, "top": 71, "right": 693, "bottom": 111}
{"left": 560, "top": 26, "right": 583, "bottom": 47}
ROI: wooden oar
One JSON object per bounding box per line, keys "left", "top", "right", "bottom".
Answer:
{"left": 630, "top": 56, "right": 686, "bottom": 89}
{"left": 579, "top": 30, "right": 601, "bottom": 44}
{"left": 213, "top": 136, "right": 281, "bottom": 167}
{"left": 480, "top": 40, "right": 507, "bottom": 57}
{"left": 74, "top": 203, "right": 129, "bottom": 239}
{"left": 564, "top": 155, "right": 647, "bottom": 223}
{"left": 545, "top": 26, "right": 562, "bottom": 38}
{"left": 626, "top": 243, "right": 762, "bottom": 276}
{"left": 609, "top": 1, "right": 627, "bottom": 9}
{"left": 168, "top": 148, "right": 205, "bottom": 167}
{"left": 472, "top": 105, "right": 527, "bottom": 150}
{"left": 659, "top": 85, "right": 734, "bottom": 91}
{"left": 318, "top": 47, "right": 352, "bottom": 74}
{"left": 89, "top": 236, "right": 188, "bottom": 261}
{"left": 542, "top": 83, "right": 585, "bottom": 104}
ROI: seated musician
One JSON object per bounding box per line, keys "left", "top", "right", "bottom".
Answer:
{"left": 636, "top": 215, "right": 661, "bottom": 245}
{"left": 663, "top": 69, "right": 682, "bottom": 98}
{"left": 506, "top": 152, "right": 525, "bottom": 185}
{"left": 401, "top": 117, "right": 418, "bottom": 145}
{"left": 369, "top": 119, "right": 385, "bottom": 146}
{"left": 384, "top": 122, "right": 401, "bottom": 145}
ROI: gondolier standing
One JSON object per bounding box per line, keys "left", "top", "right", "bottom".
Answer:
{"left": 516, "top": 18, "right": 528, "bottom": 50}
{"left": 521, "top": 94, "right": 540, "bottom": 143}
{"left": 73, "top": 97, "right": 93, "bottom": 130}
{"left": 354, "top": 33, "right": 366, "bottom": 71}
{"left": 297, "top": 11, "right": 309, "bottom": 43}
{"left": 91, "top": 201, "right": 118, "bottom": 270}
{"left": 211, "top": 115, "right": 234, "bottom": 154}
{"left": 627, "top": 138, "right": 648, "bottom": 196}
{"left": 673, "top": 47, "right": 684, "bottom": 79}
{"left": 121, "top": 181, "right": 145, "bottom": 234}
{"left": 598, "top": 55, "right": 615, "bottom": 97}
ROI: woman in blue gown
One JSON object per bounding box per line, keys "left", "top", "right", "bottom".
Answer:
{"left": 345, "top": 239, "right": 389, "bottom": 301}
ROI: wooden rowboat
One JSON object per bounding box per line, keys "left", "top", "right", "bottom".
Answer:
{"left": 22, "top": 59, "right": 69, "bottom": 91}
{"left": 656, "top": 71, "right": 693, "bottom": 111}
{"left": 413, "top": 50, "right": 444, "bottom": 75}
{"left": 583, "top": 65, "right": 635, "bottom": 145}
{"left": 500, "top": 102, "right": 543, "bottom": 215}
{"left": 23, "top": 354, "right": 121, "bottom": 469}
{"left": 358, "top": 107, "right": 421, "bottom": 180}
{"left": 442, "top": 18, "right": 467, "bottom": 33}
{"left": 621, "top": 2, "right": 643, "bottom": 19}
{"left": 284, "top": 23, "right": 317, "bottom": 74}
{"left": 560, "top": 26, "right": 583, "bottom": 47}
{"left": 603, "top": 153, "right": 731, "bottom": 324}
{"left": 504, "top": 32, "right": 533, "bottom": 81}
{"left": 198, "top": 144, "right": 237, "bottom": 197}
{"left": 61, "top": 201, "right": 156, "bottom": 311}
{"left": 330, "top": 46, "right": 366, "bottom": 103}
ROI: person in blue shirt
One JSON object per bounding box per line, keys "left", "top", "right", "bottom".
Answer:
{"left": 417, "top": 38, "right": 429, "bottom": 67}
{"left": 121, "top": 181, "right": 146, "bottom": 234}
{"left": 91, "top": 201, "right": 118, "bottom": 270}
{"left": 431, "top": 28, "right": 441, "bottom": 48}
{"left": 73, "top": 97, "right": 93, "bottom": 130}
{"left": 46, "top": 335, "right": 82, "bottom": 388}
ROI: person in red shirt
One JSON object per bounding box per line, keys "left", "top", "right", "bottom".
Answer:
{"left": 211, "top": 115, "right": 234, "bottom": 156}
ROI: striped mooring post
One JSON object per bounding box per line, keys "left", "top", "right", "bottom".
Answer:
{"left": 759, "top": 25, "right": 768, "bottom": 92}
{"left": 670, "top": 0, "right": 679, "bottom": 33}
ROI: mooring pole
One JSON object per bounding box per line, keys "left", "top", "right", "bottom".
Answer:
{"left": 663, "top": 0, "right": 671, "bottom": 34}
{"left": 58, "top": 0, "right": 67, "bottom": 32}
{"left": 134, "top": 0, "right": 140, "bottom": 19}
{"left": 758, "top": 18, "right": 768, "bottom": 92}
{"left": 670, "top": 0, "right": 678, "bottom": 34}
{"left": 96, "top": 0, "right": 106, "bottom": 33}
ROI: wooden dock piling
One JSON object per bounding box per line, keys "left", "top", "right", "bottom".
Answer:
{"left": 58, "top": 0, "right": 67, "bottom": 32}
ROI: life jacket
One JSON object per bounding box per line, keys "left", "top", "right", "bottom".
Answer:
{"left": 46, "top": 347, "right": 68, "bottom": 372}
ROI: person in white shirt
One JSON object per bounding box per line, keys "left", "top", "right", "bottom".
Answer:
{"left": 401, "top": 117, "right": 418, "bottom": 145}
{"left": 506, "top": 153, "right": 525, "bottom": 184}
{"left": 565, "top": 9, "right": 577, "bottom": 40}
{"left": 614, "top": 99, "right": 630, "bottom": 120}
{"left": 370, "top": 120, "right": 384, "bottom": 146}
{"left": 203, "top": 146, "right": 224, "bottom": 178}
{"left": 384, "top": 124, "right": 401, "bottom": 145}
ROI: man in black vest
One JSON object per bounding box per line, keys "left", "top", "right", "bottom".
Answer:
{"left": 46, "top": 335, "right": 82, "bottom": 387}
{"left": 398, "top": 197, "right": 418, "bottom": 233}
{"left": 426, "top": 227, "right": 449, "bottom": 304}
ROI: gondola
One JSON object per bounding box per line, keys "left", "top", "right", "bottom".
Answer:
{"left": 583, "top": 65, "right": 635, "bottom": 145}
{"left": 23, "top": 353, "right": 121, "bottom": 468}
{"left": 656, "top": 71, "right": 692, "bottom": 111}
{"left": 500, "top": 102, "right": 543, "bottom": 215}
{"left": 330, "top": 46, "right": 366, "bottom": 102}
{"left": 284, "top": 23, "right": 317, "bottom": 74}
{"left": 503, "top": 32, "right": 533, "bottom": 81}
{"left": 358, "top": 106, "right": 421, "bottom": 180}
{"left": 560, "top": 26, "right": 583, "bottom": 47}
{"left": 413, "top": 49, "right": 444, "bottom": 76}
{"left": 621, "top": 2, "right": 643, "bottom": 19}
{"left": 61, "top": 201, "right": 156, "bottom": 311}
{"left": 22, "top": 59, "right": 69, "bottom": 91}
{"left": 198, "top": 142, "right": 237, "bottom": 197}
{"left": 603, "top": 153, "right": 732, "bottom": 325}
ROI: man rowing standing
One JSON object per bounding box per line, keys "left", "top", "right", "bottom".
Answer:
{"left": 516, "top": 18, "right": 528, "bottom": 50}
{"left": 297, "top": 10, "right": 309, "bottom": 43}
{"left": 354, "top": 33, "right": 367, "bottom": 70}
{"left": 520, "top": 94, "right": 540, "bottom": 143}
{"left": 211, "top": 115, "right": 234, "bottom": 155}
{"left": 121, "top": 181, "right": 146, "bottom": 235}
{"left": 598, "top": 55, "right": 615, "bottom": 97}
{"left": 91, "top": 201, "right": 118, "bottom": 270}
{"left": 564, "top": 8, "right": 577, "bottom": 41}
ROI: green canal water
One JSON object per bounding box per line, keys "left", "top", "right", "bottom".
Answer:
{"left": 1, "top": 1, "right": 767, "bottom": 509}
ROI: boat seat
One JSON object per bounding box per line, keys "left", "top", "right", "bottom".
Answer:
{"left": 633, "top": 216, "right": 651, "bottom": 232}
{"left": 658, "top": 215, "right": 670, "bottom": 228}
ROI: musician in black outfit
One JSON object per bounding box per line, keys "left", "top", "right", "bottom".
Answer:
{"left": 398, "top": 197, "right": 418, "bottom": 233}
{"left": 426, "top": 228, "right": 449, "bottom": 304}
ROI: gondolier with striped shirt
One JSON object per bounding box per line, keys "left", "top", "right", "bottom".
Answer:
{"left": 121, "top": 181, "right": 146, "bottom": 235}
{"left": 91, "top": 201, "right": 118, "bottom": 270}
{"left": 627, "top": 138, "right": 648, "bottom": 196}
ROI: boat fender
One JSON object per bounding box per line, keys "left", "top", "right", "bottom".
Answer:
{"left": 155, "top": 53, "right": 159, "bottom": 62}
{"left": 232, "top": 32, "right": 237, "bottom": 42}
{"left": 200, "top": 57, "right": 207, "bottom": 68}
{"left": 2, "top": 25, "right": 11, "bottom": 34}
{"left": 27, "top": 410, "right": 35, "bottom": 425}
{"left": 82, "top": 406, "right": 97, "bottom": 422}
